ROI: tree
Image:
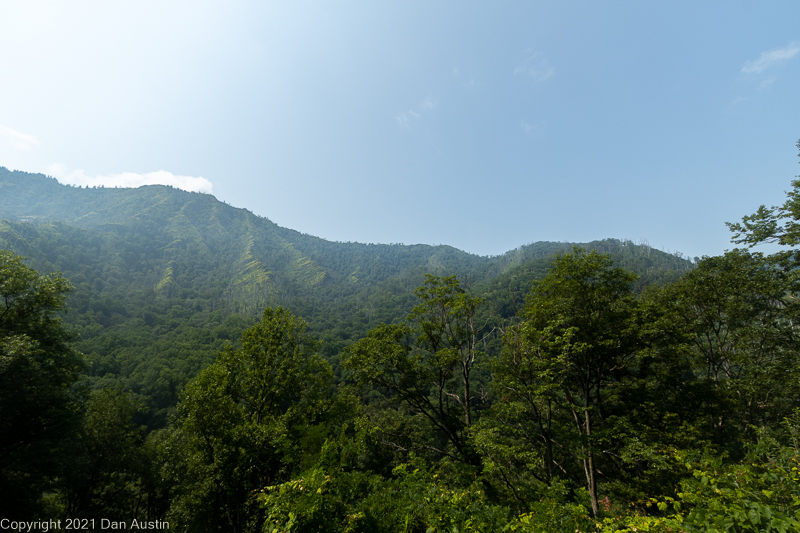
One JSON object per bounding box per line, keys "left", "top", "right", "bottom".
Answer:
{"left": 727, "top": 139, "right": 800, "bottom": 261}
{"left": 489, "top": 248, "right": 639, "bottom": 517}
{"left": 598, "top": 411, "right": 800, "bottom": 533}
{"left": 660, "top": 249, "right": 800, "bottom": 449}
{"left": 56, "top": 386, "right": 154, "bottom": 520}
{"left": 0, "top": 250, "right": 83, "bottom": 517}
{"left": 164, "top": 307, "right": 335, "bottom": 533}
{"left": 259, "top": 440, "right": 522, "bottom": 533}
{"left": 344, "top": 274, "right": 488, "bottom": 465}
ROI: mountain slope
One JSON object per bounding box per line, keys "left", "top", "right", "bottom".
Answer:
{"left": 0, "top": 167, "right": 694, "bottom": 425}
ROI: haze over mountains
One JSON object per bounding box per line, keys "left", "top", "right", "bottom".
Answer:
{"left": 0, "top": 166, "right": 693, "bottom": 423}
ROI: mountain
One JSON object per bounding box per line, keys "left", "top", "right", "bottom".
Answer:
{"left": 0, "top": 166, "right": 694, "bottom": 424}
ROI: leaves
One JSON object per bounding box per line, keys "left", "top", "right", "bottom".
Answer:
{"left": 727, "top": 140, "right": 800, "bottom": 261}
{"left": 165, "top": 307, "right": 336, "bottom": 533}
{"left": 344, "top": 275, "right": 486, "bottom": 465}
{"left": 485, "top": 248, "right": 640, "bottom": 516}
{"left": 0, "top": 251, "right": 83, "bottom": 517}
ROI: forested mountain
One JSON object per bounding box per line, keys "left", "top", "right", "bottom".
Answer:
{"left": 13, "top": 164, "right": 793, "bottom": 533}
{"left": 0, "top": 167, "right": 694, "bottom": 425}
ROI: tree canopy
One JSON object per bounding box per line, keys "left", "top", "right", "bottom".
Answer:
{"left": 0, "top": 250, "right": 83, "bottom": 517}
{"left": 727, "top": 139, "right": 800, "bottom": 260}
{"left": 4, "top": 141, "right": 800, "bottom": 530}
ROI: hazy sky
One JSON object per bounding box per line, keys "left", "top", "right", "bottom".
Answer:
{"left": 1, "top": 1, "right": 799, "bottom": 258}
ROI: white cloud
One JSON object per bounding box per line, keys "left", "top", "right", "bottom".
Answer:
{"left": 760, "top": 75, "right": 777, "bottom": 88}
{"left": 514, "top": 51, "right": 555, "bottom": 83}
{"left": 395, "top": 112, "right": 411, "bottom": 128}
{"left": 0, "top": 124, "right": 39, "bottom": 150}
{"left": 741, "top": 42, "right": 800, "bottom": 74}
{"left": 395, "top": 97, "right": 437, "bottom": 128}
{"left": 519, "top": 118, "right": 545, "bottom": 138}
{"left": 421, "top": 97, "right": 437, "bottom": 110}
{"left": 47, "top": 164, "right": 213, "bottom": 193}
{"left": 451, "top": 66, "right": 478, "bottom": 89}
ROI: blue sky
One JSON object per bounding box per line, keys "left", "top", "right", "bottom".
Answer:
{"left": 1, "top": 1, "right": 799, "bottom": 258}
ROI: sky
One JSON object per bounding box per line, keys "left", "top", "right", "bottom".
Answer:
{"left": 1, "top": 1, "right": 799, "bottom": 259}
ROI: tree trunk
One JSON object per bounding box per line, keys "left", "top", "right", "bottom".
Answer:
{"left": 585, "top": 409, "right": 599, "bottom": 517}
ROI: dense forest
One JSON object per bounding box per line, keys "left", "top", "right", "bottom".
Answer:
{"left": 1, "top": 143, "right": 799, "bottom": 532}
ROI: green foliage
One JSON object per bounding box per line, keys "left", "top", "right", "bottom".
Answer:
{"left": 260, "top": 439, "right": 513, "bottom": 533}
{"left": 660, "top": 249, "right": 800, "bottom": 451}
{"left": 486, "top": 248, "right": 640, "bottom": 517}
{"left": 0, "top": 167, "right": 710, "bottom": 526}
{"left": 677, "top": 410, "right": 800, "bottom": 532}
{"left": 600, "top": 412, "right": 800, "bottom": 533}
{"left": 345, "top": 275, "right": 488, "bottom": 466}
{"left": 727, "top": 140, "right": 800, "bottom": 260}
{"left": 0, "top": 250, "right": 83, "bottom": 517}
{"left": 0, "top": 169, "right": 694, "bottom": 428}
{"left": 259, "top": 432, "right": 598, "bottom": 533}
{"left": 53, "top": 386, "right": 165, "bottom": 520}
{"left": 164, "top": 307, "right": 337, "bottom": 533}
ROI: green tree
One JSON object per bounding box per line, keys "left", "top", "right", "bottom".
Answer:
{"left": 55, "top": 386, "right": 156, "bottom": 520}
{"left": 344, "top": 274, "right": 488, "bottom": 466}
{"left": 259, "top": 437, "right": 527, "bottom": 533}
{"left": 0, "top": 250, "right": 83, "bottom": 517}
{"left": 599, "top": 411, "right": 800, "bottom": 533}
{"left": 660, "top": 249, "right": 800, "bottom": 449}
{"left": 164, "top": 307, "right": 335, "bottom": 533}
{"left": 727, "top": 139, "right": 800, "bottom": 261}
{"left": 488, "top": 249, "right": 639, "bottom": 517}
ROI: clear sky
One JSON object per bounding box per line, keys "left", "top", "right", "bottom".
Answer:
{"left": 1, "top": 1, "right": 798, "bottom": 259}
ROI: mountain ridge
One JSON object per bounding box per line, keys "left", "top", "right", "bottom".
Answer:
{"left": 0, "top": 166, "right": 694, "bottom": 424}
